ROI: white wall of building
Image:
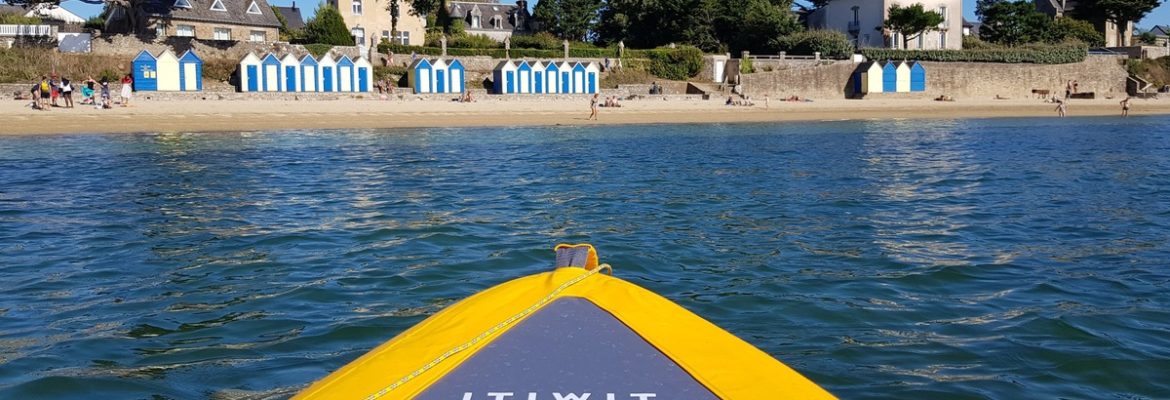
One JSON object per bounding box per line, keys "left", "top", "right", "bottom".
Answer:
{"left": 810, "top": 0, "right": 964, "bottom": 50}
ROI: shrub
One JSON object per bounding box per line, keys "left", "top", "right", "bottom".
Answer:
{"left": 201, "top": 58, "right": 237, "bottom": 82}
{"left": 647, "top": 45, "right": 703, "bottom": 81}
{"left": 376, "top": 43, "right": 622, "bottom": 59}
{"left": 373, "top": 65, "right": 408, "bottom": 80}
{"left": 303, "top": 43, "right": 333, "bottom": 58}
{"left": 769, "top": 30, "right": 852, "bottom": 59}
{"left": 859, "top": 43, "right": 1087, "bottom": 64}
{"left": 1128, "top": 56, "right": 1170, "bottom": 87}
{"left": 449, "top": 34, "right": 499, "bottom": 49}
{"left": 1047, "top": 18, "right": 1104, "bottom": 47}
{"left": 740, "top": 57, "right": 754, "bottom": 74}
{"left": 0, "top": 12, "right": 41, "bottom": 25}
{"left": 601, "top": 68, "right": 654, "bottom": 88}
{"left": 510, "top": 32, "right": 561, "bottom": 50}
{"left": 302, "top": 3, "right": 354, "bottom": 46}
{"left": 83, "top": 16, "right": 104, "bottom": 31}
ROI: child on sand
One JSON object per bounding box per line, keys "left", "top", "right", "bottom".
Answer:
{"left": 120, "top": 74, "right": 133, "bottom": 107}
{"left": 588, "top": 94, "right": 599, "bottom": 120}
{"left": 1120, "top": 97, "right": 1130, "bottom": 117}
{"left": 1055, "top": 99, "right": 1067, "bottom": 117}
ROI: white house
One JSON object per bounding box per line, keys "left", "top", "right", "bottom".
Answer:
{"left": 807, "top": 0, "right": 964, "bottom": 50}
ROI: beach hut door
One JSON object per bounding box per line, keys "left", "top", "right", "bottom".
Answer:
{"left": 713, "top": 60, "right": 725, "bottom": 83}
{"left": 450, "top": 69, "right": 461, "bottom": 93}
{"left": 184, "top": 63, "right": 198, "bottom": 91}
{"left": 561, "top": 72, "right": 569, "bottom": 93}
{"left": 247, "top": 65, "right": 258, "bottom": 92}
{"left": 505, "top": 71, "right": 514, "bottom": 94}
{"left": 285, "top": 66, "right": 297, "bottom": 91}
{"left": 358, "top": 67, "right": 368, "bottom": 92}
{"left": 535, "top": 72, "right": 543, "bottom": 93}
{"left": 436, "top": 69, "right": 446, "bottom": 93}
{"left": 322, "top": 67, "right": 334, "bottom": 92}
{"left": 589, "top": 73, "right": 597, "bottom": 94}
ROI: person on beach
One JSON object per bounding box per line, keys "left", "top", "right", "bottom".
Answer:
{"left": 120, "top": 74, "right": 133, "bottom": 107}
{"left": 29, "top": 83, "right": 41, "bottom": 109}
{"left": 60, "top": 77, "right": 73, "bottom": 108}
{"left": 1055, "top": 99, "right": 1067, "bottom": 117}
{"left": 1121, "top": 97, "right": 1131, "bottom": 117}
{"left": 764, "top": 94, "right": 769, "bottom": 110}
{"left": 38, "top": 76, "right": 51, "bottom": 111}
{"left": 588, "top": 94, "right": 599, "bottom": 120}
{"left": 80, "top": 77, "right": 96, "bottom": 105}
{"left": 49, "top": 74, "right": 60, "bottom": 107}
{"left": 98, "top": 77, "right": 112, "bottom": 109}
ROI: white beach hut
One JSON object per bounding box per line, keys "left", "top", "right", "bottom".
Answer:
{"left": 409, "top": 58, "right": 433, "bottom": 93}
{"left": 571, "top": 62, "right": 587, "bottom": 94}
{"left": 895, "top": 61, "right": 911, "bottom": 93}
{"left": 858, "top": 61, "right": 883, "bottom": 94}
{"left": 446, "top": 59, "right": 465, "bottom": 94}
{"left": 318, "top": 53, "right": 338, "bottom": 92}
{"left": 178, "top": 50, "right": 202, "bottom": 91}
{"left": 431, "top": 58, "right": 450, "bottom": 93}
{"left": 556, "top": 61, "right": 574, "bottom": 94}
{"left": 336, "top": 55, "right": 355, "bottom": 92}
{"left": 584, "top": 62, "right": 600, "bottom": 94}
{"left": 261, "top": 53, "right": 281, "bottom": 92}
{"left": 529, "top": 61, "right": 546, "bottom": 94}
{"left": 354, "top": 56, "right": 373, "bottom": 92}
{"left": 155, "top": 49, "right": 181, "bottom": 91}
{"left": 300, "top": 54, "right": 319, "bottom": 92}
{"left": 238, "top": 52, "right": 262, "bottom": 92}
{"left": 493, "top": 60, "right": 517, "bottom": 94}
{"left": 280, "top": 53, "right": 300, "bottom": 92}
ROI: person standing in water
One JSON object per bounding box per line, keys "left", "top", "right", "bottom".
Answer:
{"left": 1120, "top": 97, "right": 1131, "bottom": 117}
{"left": 588, "top": 94, "right": 599, "bottom": 120}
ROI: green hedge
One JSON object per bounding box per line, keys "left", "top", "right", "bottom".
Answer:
{"left": 770, "top": 30, "right": 853, "bottom": 60}
{"left": 647, "top": 46, "right": 704, "bottom": 80}
{"left": 377, "top": 43, "right": 625, "bottom": 59}
{"left": 859, "top": 43, "right": 1088, "bottom": 64}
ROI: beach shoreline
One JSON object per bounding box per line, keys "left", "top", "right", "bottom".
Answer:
{"left": 3, "top": 96, "right": 1167, "bottom": 135}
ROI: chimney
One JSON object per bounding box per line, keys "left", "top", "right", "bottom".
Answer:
{"left": 291, "top": 1, "right": 296, "bottom": 9}
{"left": 517, "top": 0, "right": 527, "bottom": 10}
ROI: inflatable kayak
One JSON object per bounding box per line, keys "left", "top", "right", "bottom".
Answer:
{"left": 294, "top": 244, "right": 835, "bottom": 400}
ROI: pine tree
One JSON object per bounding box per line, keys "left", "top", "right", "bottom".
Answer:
{"left": 303, "top": 3, "right": 354, "bottom": 46}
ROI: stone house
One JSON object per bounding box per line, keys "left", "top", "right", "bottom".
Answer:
{"left": 1033, "top": 0, "right": 1133, "bottom": 47}
{"left": 273, "top": 2, "right": 305, "bottom": 31}
{"left": 327, "top": 0, "right": 426, "bottom": 49}
{"left": 806, "top": 0, "right": 964, "bottom": 50}
{"left": 105, "top": 0, "right": 281, "bottom": 43}
{"left": 447, "top": 0, "right": 533, "bottom": 42}
{"left": 1142, "top": 25, "right": 1169, "bottom": 46}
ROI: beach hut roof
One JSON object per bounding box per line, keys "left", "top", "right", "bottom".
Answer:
{"left": 572, "top": 62, "right": 587, "bottom": 71}
{"left": 240, "top": 52, "right": 261, "bottom": 64}
{"left": 543, "top": 60, "right": 558, "bottom": 70}
{"left": 133, "top": 49, "right": 157, "bottom": 61}
{"left": 409, "top": 58, "right": 432, "bottom": 69}
{"left": 447, "top": 58, "right": 464, "bottom": 69}
{"left": 157, "top": 48, "right": 179, "bottom": 61}
{"left": 431, "top": 58, "right": 448, "bottom": 68}
{"left": 318, "top": 52, "right": 336, "bottom": 64}
{"left": 515, "top": 59, "right": 531, "bottom": 69}
{"left": 354, "top": 56, "right": 372, "bottom": 68}
{"left": 494, "top": 60, "right": 516, "bottom": 70}
{"left": 336, "top": 55, "right": 354, "bottom": 66}
{"left": 529, "top": 60, "right": 544, "bottom": 68}
{"left": 583, "top": 62, "right": 600, "bottom": 72}
{"left": 299, "top": 53, "right": 318, "bottom": 65}
{"left": 280, "top": 52, "right": 298, "bottom": 63}
{"left": 179, "top": 49, "right": 202, "bottom": 63}
{"left": 262, "top": 53, "right": 281, "bottom": 64}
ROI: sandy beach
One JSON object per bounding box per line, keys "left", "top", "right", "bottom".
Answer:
{"left": 3, "top": 95, "right": 1168, "bottom": 135}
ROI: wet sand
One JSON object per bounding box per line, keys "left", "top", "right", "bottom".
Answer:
{"left": 2, "top": 96, "right": 1166, "bottom": 135}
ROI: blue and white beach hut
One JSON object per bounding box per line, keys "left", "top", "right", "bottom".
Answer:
{"left": 572, "top": 62, "right": 587, "bottom": 94}
{"left": 895, "top": 61, "right": 911, "bottom": 93}
{"left": 178, "top": 50, "right": 203, "bottom": 91}
{"left": 493, "top": 60, "right": 517, "bottom": 94}
{"left": 529, "top": 61, "right": 546, "bottom": 93}
{"left": 280, "top": 53, "right": 299, "bottom": 92}
{"left": 409, "top": 58, "right": 433, "bottom": 94}
{"left": 354, "top": 56, "right": 373, "bottom": 92}
{"left": 584, "top": 62, "right": 600, "bottom": 94}
{"left": 881, "top": 60, "right": 897, "bottom": 93}
{"left": 543, "top": 61, "right": 560, "bottom": 94}
{"left": 299, "top": 54, "right": 319, "bottom": 92}
{"left": 446, "top": 59, "right": 465, "bottom": 94}
{"left": 336, "top": 55, "right": 355, "bottom": 92}
{"left": 909, "top": 61, "right": 926, "bottom": 92}
{"left": 556, "top": 61, "right": 573, "bottom": 94}
{"left": 432, "top": 58, "right": 449, "bottom": 93}
{"left": 515, "top": 60, "right": 533, "bottom": 94}
{"left": 238, "top": 52, "right": 262, "bottom": 92}
{"left": 261, "top": 53, "right": 281, "bottom": 92}
{"left": 318, "top": 53, "right": 337, "bottom": 92}
{"left": 155, "top": 49, "right": 180, "bottom": 91}
{"left": 132, "top": 50, "right": 158, "bottom": 92}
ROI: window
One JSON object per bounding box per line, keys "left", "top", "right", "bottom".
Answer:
{"left": 382, "top": 30, "right": 390, "bottom": 42}
{"left": 395, "top": 30, "right": 410, "bottom": 45}
{"left": 174, "top": 0, "right": 192, "bottom": 8}
{"left": 940, "top": 31, "right": 947, "bottom": 48}
{"left": 917, "top": 34, "right": 923, "bottom": 49}
{"left": 155, "top": 24, "right": 166, "bottom": 37}
{"left": 351, "top": 27, "right": 365, "bottom": 46}
{"left": 176, "top": 24, "right": 195, "bottom": 37}
{"left": 214, "top": 27, "right": 231, "bottom": 41}
{"left": 210, "top": 0, "right": 226, "bottom": 11}
{"left": 851, "top": 6, "right": 859, "bottom": 23}
{"left": 471, "top": 15, "right": 481, "bottom": 29}
{"left": 939, "top": 6, "right": 948, "bottom": 24}
{"left": 352, "top": 0, "right": 362, "bottom": 15}
{"left": 250, "top": 30, "right": 266, "bottom": 42}
{"left": 492, "top": 16, "right": 503, "bottom": 29}
{"left": 246, "top": 1, "right": 262, "bottom": 14}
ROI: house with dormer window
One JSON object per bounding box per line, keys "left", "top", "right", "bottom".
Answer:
{"left": 105, "top": 0, "right": 282, "bottom": 42}
{"left": 447, "top": 0, "right": 533, "bottom": 42}
{"left": 806, "top": 0, "right": 963, "bottom": 50}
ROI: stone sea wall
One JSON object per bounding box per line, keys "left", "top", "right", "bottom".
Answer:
{"left": 89, "top": 34, "right": 363, "bottom": 60}
{"left": 741, "top": 55, "right": 1130, "bottom": 100}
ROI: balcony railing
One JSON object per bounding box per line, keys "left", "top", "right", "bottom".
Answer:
{"left": 0, "top": 25, "right": 56, "bottom": 37}
{"left": 847, "top": 21, "right": 860, "bottom": 32}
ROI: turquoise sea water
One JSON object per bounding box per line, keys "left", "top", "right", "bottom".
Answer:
{"left": 1, "top": 117, "right": 1169, "bottom": 399}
